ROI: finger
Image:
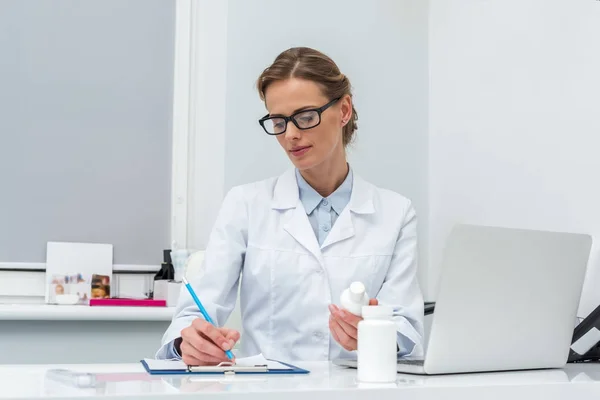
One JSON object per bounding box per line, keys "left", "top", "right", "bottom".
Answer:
{"left": 328, "top": 304, "right": 338, "bottom": 315}
{"left": 335, "top": 308, "right": 362, "bottom": 328}
{"left": 369, "top": 298, "right": 378, "bottom": 306}
{"left": 182, "top": 326, "right": 231, "bottom": 361}
{"left": 180, "top": 341, "right": 225, "bottom": 365}
{"left": 328, "top": 304, "right": 347, "bottom": 320}
{"left": 220, "top": 328, "right": 241, "bottom": 346}
{"left": 329, "top": 316, "right": 344, "bottom": 347}
{"left": 181, "top": 342, "right": 226, "bottom": 366}
{"left": 180, "top": 340, "right": 203, "bottom": 361}
{"left": 181, "top": 354, "right": 204, "bottom": 367}
{"left": 329, "top": 304, "right": 361, "bottom": 325}
{"left": 196, "top": 333, "right": 233, "bottom": 361}
{"left": 182, "top": 339, "right": 229, "bottom": 364}
{"left": 192, "top": 319, "right": 232, "bottom": 351}
{"left": 330, "top": 316, "right": 356, "bottom": 351}
{"left": 332, "top": 313, "right": 358, "bottom": 340}
{"left": 329, "top": 315, "right": 356, "bottom": 351}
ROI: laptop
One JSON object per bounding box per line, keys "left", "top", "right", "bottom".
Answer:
{"left": 334, "top": 224, "right": 592, "bottom": 375}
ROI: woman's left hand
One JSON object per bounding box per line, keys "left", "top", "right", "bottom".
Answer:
{"left": 328, "top": 298, "right": 378, "bottom": 351}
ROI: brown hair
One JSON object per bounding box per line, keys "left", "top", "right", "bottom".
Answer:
{"left": 257, "top": 47, "right": 358, "bottom": 146}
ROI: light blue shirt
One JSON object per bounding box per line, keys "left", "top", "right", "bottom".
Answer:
{"left": 295, "top": 168, "right": 353, "bottom": 246}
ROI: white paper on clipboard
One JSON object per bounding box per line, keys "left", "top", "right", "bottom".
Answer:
{"left": 143, "top": 353, "right": 292, "bottom": 372}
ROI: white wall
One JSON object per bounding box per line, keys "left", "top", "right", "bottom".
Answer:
{"left": 429, "top": 0, "right": 600, "bottom": 318}
{"left": 188, "top": 0, "right": 431, "bottom": 295}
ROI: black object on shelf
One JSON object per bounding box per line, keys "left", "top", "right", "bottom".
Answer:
{"left": 154, "top": 249, "right": 174, "bottom": 281}
{"left": 163, "top": 249, "right": 172, "bottom": 265}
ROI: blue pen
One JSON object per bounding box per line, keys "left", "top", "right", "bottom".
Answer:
{"left": 182, "top": 276, "right": 234, "bottom": 360}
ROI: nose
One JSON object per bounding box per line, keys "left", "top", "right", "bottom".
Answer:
{"left": 284, "top": 121, "right": 301, "bottom": 141}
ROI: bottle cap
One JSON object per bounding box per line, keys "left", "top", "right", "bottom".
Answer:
{"left": 349, "top": 282, "right": 365, "bottom": 303}
{"left": 362, "top": 305, "right": 393, "bottom": 318}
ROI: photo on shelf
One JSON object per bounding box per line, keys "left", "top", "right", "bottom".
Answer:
{"left": 48, "top": 273, "right": 91, "bottom": 305}
{"left": 44, "top": 242, "right": 113, "bottom": 304}
{"left": 91, "top": 274, "right": 111, "bottom": 299}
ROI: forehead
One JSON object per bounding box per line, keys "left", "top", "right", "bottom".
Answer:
{"left": 264, "top": 78, "right": 329, "bottom": 115}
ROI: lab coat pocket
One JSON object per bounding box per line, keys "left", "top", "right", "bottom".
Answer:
{"left": 368, "top": 254, "right": 394, "bottom": 296}
{"left": 270, "top": 249, "right": 319, "bottom": 312}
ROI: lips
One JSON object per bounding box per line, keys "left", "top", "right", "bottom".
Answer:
{"left": 289, "top": 146, "right": 312, "bottom": 157}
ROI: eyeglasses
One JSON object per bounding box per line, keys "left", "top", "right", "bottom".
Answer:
{"left": 258, "top": 97, "right": 340, "bottom": 135}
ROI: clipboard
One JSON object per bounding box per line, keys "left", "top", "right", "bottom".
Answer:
{"left": 140, "top": 358, "right": 309, "bottom": 376}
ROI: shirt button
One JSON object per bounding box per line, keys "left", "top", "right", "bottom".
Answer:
{"left": 322, "top": 225, "right": 330, "bottom": 232}
{"left": 314, "top": 331, "right": 324, "bottom": 339}
{"left": 321, "top": 199, "right": 329, "bottom": 206}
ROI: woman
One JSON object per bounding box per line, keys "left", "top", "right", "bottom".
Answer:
{"left": 157, "top": 47, "right": 424, "bottom": 365}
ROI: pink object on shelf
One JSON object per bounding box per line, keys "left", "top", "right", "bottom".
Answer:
{"left": 89, "top": 298, "right": 167, "bottom": 307}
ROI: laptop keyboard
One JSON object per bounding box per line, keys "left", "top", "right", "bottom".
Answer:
{"left": 397, "top": 359, "right": 424, "bottom": 366}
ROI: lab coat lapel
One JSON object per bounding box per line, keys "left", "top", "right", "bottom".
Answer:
{"left": 283, "top": 203, "right": 324, "bottom": 266}
{"left": 272, "top": 169, "right": 325, "bottom": 266}
{"left": 321, "top": 208, "right": 354, "bottom": 249}
{"left": 321, "top": 173, "right": 375, "bottom": 250}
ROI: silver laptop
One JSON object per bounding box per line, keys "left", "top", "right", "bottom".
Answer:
{"left": 334, "top": 224, "right": 591, "bottom": 375}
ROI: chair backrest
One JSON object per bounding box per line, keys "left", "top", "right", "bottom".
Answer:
{"left": 185, "top": 250, "right": 206, "bottom": 279}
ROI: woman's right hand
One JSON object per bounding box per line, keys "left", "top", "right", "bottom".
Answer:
{"left": 177, "top": 318, "right": 240, "bottom": 366}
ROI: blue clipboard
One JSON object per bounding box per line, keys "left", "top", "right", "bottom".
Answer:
{"left": 140, "top": 359, "right": 309, "bottom": 375}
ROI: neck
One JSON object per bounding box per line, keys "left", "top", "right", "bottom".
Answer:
{"left": 300, "top": 151, "right": 349, "bottom": 197}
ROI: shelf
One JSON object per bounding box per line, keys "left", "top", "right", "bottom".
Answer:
{"left": 0, "top": 304, "right": 175, "bottom": 321}
{"left": 0, "top": 262, "right": 160, "bottom": 273}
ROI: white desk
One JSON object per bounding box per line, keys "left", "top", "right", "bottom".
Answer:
{"left": 1, "top": 362, "right": 599, "bottom": 400}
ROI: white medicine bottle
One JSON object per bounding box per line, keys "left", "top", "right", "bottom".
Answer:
{"left": 340, "top": 281, "right": 369, "bottom": 316}
{"left": 357, "top": 305, "right": 397, "bottom": 383}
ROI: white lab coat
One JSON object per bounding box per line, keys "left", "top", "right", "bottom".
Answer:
{"left": 157, "top": 169, "right": 424, "bottom": 361}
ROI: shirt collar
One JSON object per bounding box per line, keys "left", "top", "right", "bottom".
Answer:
{"left": 295, "top": 167, "right": 353, "bottom": 215}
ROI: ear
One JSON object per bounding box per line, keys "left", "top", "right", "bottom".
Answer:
{"left": 340, "top": 95, "right": 352, "bottom": 126}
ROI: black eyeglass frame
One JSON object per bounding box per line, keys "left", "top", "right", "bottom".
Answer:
{"left": 258, "top": 97, "right": 341, "bottom": 135}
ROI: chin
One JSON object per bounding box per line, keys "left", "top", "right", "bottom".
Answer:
{"left": 291, "top": 157, "right": 318, "bottom": 171}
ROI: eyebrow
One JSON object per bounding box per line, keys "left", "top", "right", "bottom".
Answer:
{"left": 269, "top": 105, "right": 318, "bottom": 118}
